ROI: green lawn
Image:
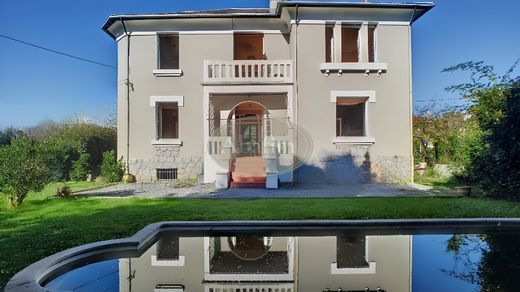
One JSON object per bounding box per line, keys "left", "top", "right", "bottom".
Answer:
{"left": 414, "top": 169, "right": 458, "bottom": 190}
{"left": 2, "top": 187, "right": 520, "bottom": 288}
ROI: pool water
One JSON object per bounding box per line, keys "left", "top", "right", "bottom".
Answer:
{"left": 44, "top": 230, "right": 520, "bottom": 292}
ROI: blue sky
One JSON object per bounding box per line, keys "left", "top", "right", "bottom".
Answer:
{"left": 0, "top": 0, "right": 519, "bottom": 128}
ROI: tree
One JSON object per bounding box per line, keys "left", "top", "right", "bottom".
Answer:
{"left": 0, "top": 137, "right": 51, "bottom": 207}
{"left": 69, "top": 153, "right": 91, "bottom": 181}
{"left": 0, "top": 127, "right": 25, "bottom": 146}
{"left": 413, "top": 105, "right": 465, "bottom": 165}
{"left": 100, "top": 150, "right": 124, "bottom": 183}
{"left": 471, "top": 81, "right": 520, "bottom": 199}
{"left": 443, "top": 60, "right": 519, "bottom": 191}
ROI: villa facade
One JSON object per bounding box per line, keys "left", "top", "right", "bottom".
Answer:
{"left": 102, "top": 1, "right": 433, "bottom": 188}
{"left": 119, "top": 234, "right": 412, "bottom": 291}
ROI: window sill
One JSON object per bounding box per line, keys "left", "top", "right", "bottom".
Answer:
{"left": 152, "top": 139, "right": 182, "bottom": 146}
{"left": 320, "top": 63, "right": 387, "bottom": 76}
{"left": 151, "top": 255, "right": 185, "bottom": 267}
{"left": 333, "top": 137, "right": 375, "bottom": 145}
{"left": 153, "top": 69, "right": 183, "bottom": 77}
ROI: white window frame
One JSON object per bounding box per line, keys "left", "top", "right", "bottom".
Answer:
{"left": 154, "top": 33, "right": 183, "bottom": 77}
{"left": 368, "top": 23, "right": 378, "bottom": 63}
{"left": 321, "top": 22, "right": 387, "bottom": 75}
{"left": 331, "top": 236, "right": 377, "bottom": 275}
{"left": 330, "top": 90, "right": 376, "bottom": 144}
{"left": 150, "top": 96, "right": 183, "bottom": 145}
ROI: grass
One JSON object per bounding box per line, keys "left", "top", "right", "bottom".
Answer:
{"left": 2, "top": 184, "right": 520, "bottom": 288}
{"left": 414, "top": 168, "right": 458, "bottom": 190}
{"left": 25, "top": 181, "right": 114, "bottom": 201}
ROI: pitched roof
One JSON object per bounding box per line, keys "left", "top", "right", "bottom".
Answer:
{"left": 102, "top": 1, "right": 434, "bottom": 39}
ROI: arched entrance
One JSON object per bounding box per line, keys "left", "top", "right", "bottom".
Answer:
{"left": 227, "top": 101, "right": 270, "bottom": 157}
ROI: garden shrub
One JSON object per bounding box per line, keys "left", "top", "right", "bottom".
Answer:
{"left": 36, "top": 123, "right": 116, "bottom": 181}
{"left": 100, "top": 150, "right": 125, "bottom": 183}
{"left": 55, "top": 184, "right": 73, "bottom": 198}
{"left": 69, "top": 153, "right": 90, "bottom": 181}
{"left": 0, "top": 137, "right": 51, "bottom": 207}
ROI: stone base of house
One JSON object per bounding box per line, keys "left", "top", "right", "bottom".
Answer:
{"left": 128, "top": 144, "right": 411, "bottom": 184}
{"left": 128, "top": 145, "right": 203, "bottom": 182}
{"left": 296, "top": 145, "right": 412, "bottom": 184}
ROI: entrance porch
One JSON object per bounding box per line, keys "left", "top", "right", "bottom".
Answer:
{"left": 204, "top": 90, "right": 295, "bottom": 189}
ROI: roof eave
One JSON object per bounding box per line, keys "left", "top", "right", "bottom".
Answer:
{"left": 102, "top": 2, "right": 435, "bottom": 40}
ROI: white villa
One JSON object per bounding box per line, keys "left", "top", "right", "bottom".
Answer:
{"left": 102, "top": 0, "right": 433, "bottom": 188}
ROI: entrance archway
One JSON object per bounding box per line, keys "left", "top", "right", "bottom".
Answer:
{"left": 227, "top": 101, "right": 271, "bottom": 157}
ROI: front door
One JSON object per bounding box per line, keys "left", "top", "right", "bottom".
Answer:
{"left": 236, "top": 114, "right": 262, "bottom": 156}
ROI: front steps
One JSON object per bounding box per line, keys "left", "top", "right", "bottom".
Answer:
{"left": 230, "top": 157, "right": 266, "bottom": 188}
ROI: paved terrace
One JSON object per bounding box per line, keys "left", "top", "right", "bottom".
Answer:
{"left": 76, "top": 182, "right": 452, "bottom": 199}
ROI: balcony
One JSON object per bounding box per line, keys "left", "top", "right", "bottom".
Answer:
{"left": 203, "top": 60, "right": 293, "bottom": 84}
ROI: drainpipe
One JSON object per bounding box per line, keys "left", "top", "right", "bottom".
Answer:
{"left": 121, "top": 18, "right": 132, "bottom": 174}
{"left": 293, "top": 3, "right": 299, "bottom": 184}
{"left": 408, "top": 8, "right": 416, "bottom": 182}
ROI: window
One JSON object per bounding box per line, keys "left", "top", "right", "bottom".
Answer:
{"left": 325, "top": 24, "right": 334, "bottom": 63}
{"left": 158, "top": 35, "right": 179, "bottom": 69}
{"left": 336, "top": 98, "right": 366, "bottom": 137}
{"left": 157, "top": 233, "right": 180, "bottom": 260}
{"left": 336, "top": 235, "right": 369, "bottom": 268}
{"left": 156, "top": 168, "right": 178, "bottom": 180}
{"left": 368, "top": 25, "right": 376, "bottom": 63}
{"left": 341, "top": 25, "right": 360, "bottom": 62}
{"left": 158, "top": 103, "right": 179, "bottom": 139}
{"left": 233, "top": 33, "right": 264, "bottom": 60}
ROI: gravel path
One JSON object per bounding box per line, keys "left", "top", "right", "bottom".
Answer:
{"left": 76, "top": 182, "right": 449, "bottom": 199}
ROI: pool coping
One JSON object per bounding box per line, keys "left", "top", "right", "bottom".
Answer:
{"left": 5, "top": 218, "right": 520, "bottom": 292}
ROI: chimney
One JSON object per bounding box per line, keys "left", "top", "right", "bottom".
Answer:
{"left": 269, "top": 0, "right": 281, "bottom": 13}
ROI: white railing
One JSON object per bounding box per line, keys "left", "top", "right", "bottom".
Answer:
{"left": 204, "top": 60, "right": 293, "bottom": 84}
{"left": 205, "top": 283, "right": 294, "bottom": 292}
{"left": 208, "top": 136, "right": 233, "bottom": 155}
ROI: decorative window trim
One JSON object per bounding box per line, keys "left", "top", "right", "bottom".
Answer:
{"left": 150, "top": 96, "right": 184, "bottom": 107}
{"left": 333, "top": 136, "right": 375, "bottom": 145}
{"left": 153, "top": 69, "right": 183, "bottom": 77}
{"left": 321, "top": 62, "right": 388, "bottom": 76}
{"left": 151, "top": 255, "right": 185, "bottom": 267}
{"left": 331, "top": 262, "right": 377, "bottom": 274}
{"left": 151, "top": 139, "right": 182, "bottom": 146}
{"left": 331, "top": 235, "right": 376, "bottom": 275}
{"left": 332, "top": 90, "right": 375, "bottom": 143}
{"left": 154, "top": 284, "right": 184, "bottom": 292}
{"left": 330, "top": 90, "right": 376, "bottom": 103}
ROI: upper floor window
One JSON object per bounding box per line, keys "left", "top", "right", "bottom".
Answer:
{"left": 234, "top": 33, "right": 264, "bottom": 60}
{"left": 324, "top": 23, "right": 377, "bottom": 63}
{"left": 341, "top": 25, "right": 360, "bottom": 62}
{"left": 158, "top": 34, "right": 179, "bottom": 69}
{"left": 325, "top": 24, "right": 334, "bottom": 63}
{"left": 368, "top": 25, "right": 376, "bottom": 63}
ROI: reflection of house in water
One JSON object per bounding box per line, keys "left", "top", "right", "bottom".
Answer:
{"left": 119, "top": 233, "right": 411, "bottom": 291}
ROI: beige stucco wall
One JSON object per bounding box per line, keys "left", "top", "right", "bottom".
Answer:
{"left": 293, "top": 23, "right": 413, "bottom": 183}
{"left": 115, "top": 15, "right": 414, "bottom": 182}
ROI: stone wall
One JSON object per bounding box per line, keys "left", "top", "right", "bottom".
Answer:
{"left": 296, "top": 145, "right": 412, "bottom": 184}
{"left": 129, "top": 145, "right": 203, "bottom": 182}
